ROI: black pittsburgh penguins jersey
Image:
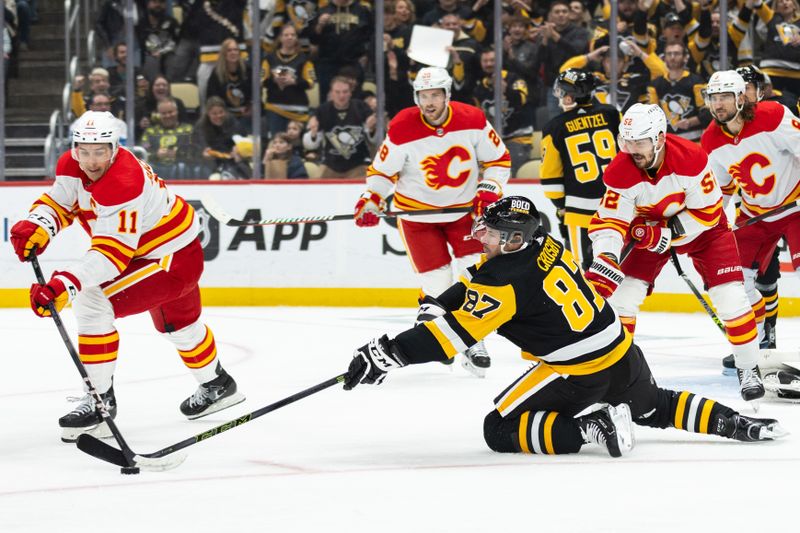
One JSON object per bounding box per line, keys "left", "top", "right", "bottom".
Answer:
{"left": 394, "top": 233, "right": 632, "bottom": 375}
{"left": 540, "top": 103, "right": 621, "bottom": 228}
{"left": 647, "top": 71, "right": 706, "bottom": 141}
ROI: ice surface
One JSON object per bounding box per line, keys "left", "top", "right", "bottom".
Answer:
{"left": 0, "top": 307, "right": 797, "bottom": 532}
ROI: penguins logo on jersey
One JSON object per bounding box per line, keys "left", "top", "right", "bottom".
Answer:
{"left": 325, "top": 126, "right": 366, "bottom": 159}
{"left": 420, "top": 146, "right": 472, "bottom": 190}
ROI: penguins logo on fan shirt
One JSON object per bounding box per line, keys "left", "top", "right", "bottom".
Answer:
{"left": 420, "top": 146, "right": 472, "bottom": 190}
{"left": 325, "top": 125, "right": 366, "bottom": 159}
{"left": 661, "top": 93, "right": 693, "bottom": 124}
{"left": 728, "top": 153, "right": 777, "bottom": 198}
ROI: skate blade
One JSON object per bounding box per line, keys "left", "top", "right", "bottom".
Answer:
{"left": 61, "top": 421, "right": 112, "bottom": 443}
{"left": 762, "top": 422, "right": 789, "bottom": 440}
{"left": 722, "top": 367, "right": 737, "bottom": 377}
{"left": 185, "top": 392, "right": 246, "bottom": 420}
{"left": 461, "top": 356, "right": 487, "bottom": 378}
{"left": 609, "top": 403, "right": 635, "bottom": 456}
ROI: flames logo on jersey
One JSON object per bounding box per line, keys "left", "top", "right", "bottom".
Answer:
{"left": 420, "top": 146, "right": 472, "bottom": 189}
{"left": 728, "top": 153, "right": 776, "bottom": 198}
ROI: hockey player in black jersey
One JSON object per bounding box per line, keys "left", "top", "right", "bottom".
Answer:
{"left": 541, "top": 69, "right": 621, "bottom": 270}
{"left": 343, "top": 196, "right": 786, "bottom": 457}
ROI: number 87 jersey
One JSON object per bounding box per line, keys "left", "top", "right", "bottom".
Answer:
{"left": 397, "top": 233, "right": 631, "bottom": 375}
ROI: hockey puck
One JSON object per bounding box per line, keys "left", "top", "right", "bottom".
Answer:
{"left": 120, "top": 466, "right": 140, "bottom": 475}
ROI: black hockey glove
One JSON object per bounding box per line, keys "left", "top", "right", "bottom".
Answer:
{"left": 344, "top": 334, "right": 408, "bottom": 390}
{"left": 415, "top": 295, "right": 447, "bottom": 326}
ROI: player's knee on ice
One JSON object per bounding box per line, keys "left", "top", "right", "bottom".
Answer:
{"left": 483, "top": 409, "right": 583, "bottom": 454}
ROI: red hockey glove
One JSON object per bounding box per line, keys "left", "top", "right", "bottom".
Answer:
{"left": 354, "top": 191, "right": 386, "bottom": 227}
{"left": 473, "top": 180, "right": 502, "bottom": 216}
{"left": 30, "top": 272, "right": 81, "bottom": 317}
{"left": 631, "top": 224, "right": 671, "bottom": 254}
{"left": 585, "top": 253, "right": 624, "bottom": 299}
{"left": 10, "top": 218, "right": 54, "bottom": 262}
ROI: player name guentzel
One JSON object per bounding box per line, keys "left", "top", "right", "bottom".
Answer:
{"left": 564, "top": 113, "right": 609, "bottom": 132}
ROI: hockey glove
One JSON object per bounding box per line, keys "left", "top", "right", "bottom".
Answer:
{"left": 415, "top": 295, "right": 447, "bottom": 326}
{"left": 585, "top": 253, "right": 624, "bottom": 299}
{"left": 473, "top": 180, "right": 502, "bottom": 216}
{"left": 344, "top": 334, "right": 408, "bottom": 390}
{"left": 10, "top": 216, "right": 56, "bottom": 262}
{"left": 354, "top": 191, "right": 386, "bottom": 227}
{"left": 30, "top": 272, "right": 81, "bottom": 317}
{"left": 631, "top": 224, "right": 671, "bottom": 254}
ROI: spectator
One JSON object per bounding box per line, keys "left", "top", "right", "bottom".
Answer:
{"left": 393, "top": 0, "right": 416, "bottom": 25}
{"left": 311, "top": 0, "right": 372, "bottom": 101}
{"left": 14, "top": 0, "right": 31, "bottom": 51}
{"left": 71, "top": 67, "right": 127, "bottom": 118}
{"left": 107, "top": 43, "right": 138, "bottom": 95}
{"left": 421, "top": 0, "right": 487, "bottom": 43}
{"left": 695, "top": 0, "right": 753, "bottom": 79}
{"left": 302, "top": 76, "right": 376, "bottom": 179}
{"left": 285, "top": 119, "right": 307, "bottom": 157}
{"left": 205, "top": 37, "right": 252, "bottom": 130}
{"left": 194, "top": 96, "right": 250, "bottom": 179}
{"left": 383, "top": 6, "right": 414, "bottom": 116}
{"left": 141, "top": 97, "right": 198, "bottom": 179}
{"left": 439, "top": 12, "right": 480, "bottom": 103}
{"left": 138, "top": 74, "right": 188, "bottom": 135}
{"left": 70, "top": 92, "right": 129, "bottom": 147}
{"left": 263, "top": 24, "right": 317, "bottom": 137}
{"left": 169, "top": 0, "right": 247, "bottom": 102}
{"left": 568, "top": 0, "right": 590, "bottom": 28}
{"left": 503, "top": 16, "right": 540, "bottom": 103}
{"left": 473, "top": 49, "right": 533, "bottom": 175}
{"left": 278, "top": 0, "right": 319, "bottom": 53}
{"left": 137, "top": 0, "right": 179, "bottom": 81}
{"left": 756, "top": 0, "right": 800, "bottom": 99}
{"left": 95, "top": 0, "right": 142, "bottom": 68}
{"left": 647, "top": 42, "right": 706, "bottom": 140}
{"left": 535, "top": 0, "right": 591, "bottom": 115}
{"left": 262, "top": 133, "right": 309, "bottom": 179}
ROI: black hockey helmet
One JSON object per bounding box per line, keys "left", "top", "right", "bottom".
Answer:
{"left": 736, "top": 64, "right": 766, "bottom": 101}
{"left": 472, "top": 196, "right": 541, "bottom": 247}
{"left": 554, "top": 69, "right": 596, "bottom": 105}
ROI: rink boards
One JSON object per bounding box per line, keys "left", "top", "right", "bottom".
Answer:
{"left": 2, "top": 180, "right": 799, "bottom": 313}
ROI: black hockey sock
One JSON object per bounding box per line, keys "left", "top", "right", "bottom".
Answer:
{"left": 483, "top": 409, "right": 583, "bottom": 454}
{"left": 637, "top": 389, "right": 735, "bottom": 434}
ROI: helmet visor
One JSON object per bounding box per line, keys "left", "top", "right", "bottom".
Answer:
{"left": 471, "top": 216, "right": 504, "bottom": 245}
{"left": 617, "top": 136, "right": 654, "bottom": 155}
{"left": 74, "top": 143, "right": 114, "bottom": 166}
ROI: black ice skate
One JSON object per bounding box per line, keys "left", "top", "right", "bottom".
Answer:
{"left": 180, "top": 364, "right": 245, "bottom": 419}
{"left": 577, "top": 404, "right": 634, "bottom": 458}
{"left": 59, "top": 386, "right": 117, "bottom": 443}
{"left": 737, "top": 366, "right": 765, "bottom": 403}
{"left": 763, "top": 370, "right": 800, "bottom": 400}
{"left": 462, "top": 340, "right": 491, "bottom": 378}
{"left": 713, "top": 413, "right": 787, "bottom": 442}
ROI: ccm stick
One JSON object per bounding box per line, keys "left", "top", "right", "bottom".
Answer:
{"left": 199, "top": 195, "right": 472, "bottom": 226}
{"left": 30, "top": 254, "right": 182, "bottom": 473}
{"left": 77, "top": 374, "right": 346, "bottom": 470}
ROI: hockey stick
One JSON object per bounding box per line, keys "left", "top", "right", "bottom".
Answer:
{"left": 77, "top": 373, "right": 346, "bottom": 469}
{"left": 199, "top": 195, "right": 472, "bottom": 227}
{"left": 29, "top": 254, "right": 180, "bottom": 473}
{"left": 669, "top": 249, "right": 726, "bottom": 333}
{"left": 732, "top": 200, "right": 800, "bottom": 230}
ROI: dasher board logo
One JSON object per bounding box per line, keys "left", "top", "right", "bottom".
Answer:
{"left": 189, "top": 200, "right": 220, "bottom": 261}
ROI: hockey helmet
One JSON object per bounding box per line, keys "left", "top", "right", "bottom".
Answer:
{"left": 472, "top": 196, "right": 541, "bottom": 248}
{"left": 736, "top": 65, "right": 766, "bottom": 101}
{"left": 705, "top": 70, "right": 746, "bottom": 98}
{"left": 554, "top": 69, "right": 596, "bottom": 105}
{"left": 413, "top": 67, "right": 452, "bottom": 107}
{"left": 71, "top": 111, "right": 120, "bottom": 162}
{"left": 619, "top": 103, "right": 667, "bottom": 146}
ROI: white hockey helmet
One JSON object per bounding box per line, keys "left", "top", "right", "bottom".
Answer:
{"left": 618, "top": 103, "right": 667, "bottom": 167}
{"left": 71, "top": 111, "right": 120, "bottom": 162}
{"left": 705, "top": 70, "right": 746, "bottom": 98}
{"left": 413, "top": 67, "right": 452, "bottom": 106}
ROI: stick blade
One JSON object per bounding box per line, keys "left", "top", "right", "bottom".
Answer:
{"left": 199, "top": 195, "right": 236, "bottom": 226}
{"left": 76, "top": 434, "right": 128, "bottom": 467}
{"left": 135, "top": 452, "right": 187, "bottom": 472}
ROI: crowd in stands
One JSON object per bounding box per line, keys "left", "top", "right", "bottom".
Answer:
{"left": 8, "top": 0, "right": 800, "bottom": 180}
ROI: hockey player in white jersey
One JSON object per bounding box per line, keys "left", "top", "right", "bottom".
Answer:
{"left": 586, "top": 103, "right": 765, "bottom": 404}
{"left": 701, "top": 69, "right": 800, "bottom": 398}
{"left": 353, "top": 67, "right": 512, "bottom": 377}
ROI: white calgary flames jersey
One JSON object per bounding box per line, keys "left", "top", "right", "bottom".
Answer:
{"left": 28, "top": 148, "right": 199, "bottom": 289}
{"left": 365, "top": 102, "right": 511, "bottom": 223}
{"left": 701, "top": 101, "right": 800, "bottom": 222}
{"left": 589, "top": 134, "right": 724, "bottom": 258}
